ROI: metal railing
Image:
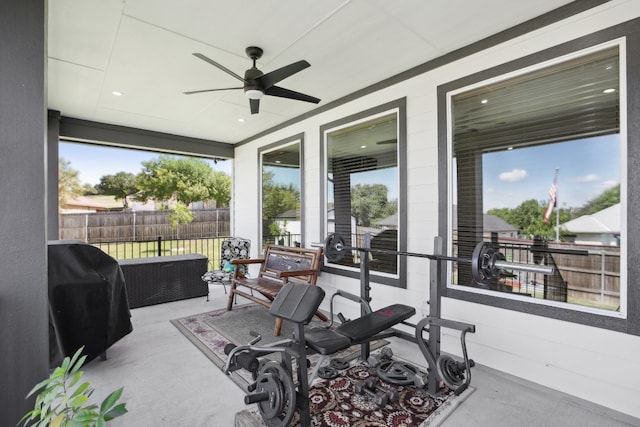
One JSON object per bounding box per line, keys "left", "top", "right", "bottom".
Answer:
{"left": 93, "top": 236, "right": 229, "bottom": 270}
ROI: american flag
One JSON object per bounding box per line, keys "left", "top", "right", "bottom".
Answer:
{"left": 543, "top": 170, "right": 559, "bottom": 223}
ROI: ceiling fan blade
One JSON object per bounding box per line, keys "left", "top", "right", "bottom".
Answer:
{"left": 184, "top": 87, "right": 243, "bottom": 95}
{"left": 192, "top": 53, "right": 246, "bottom": 83}
{"left": 250, "top": 98, "right": 260, "bottom": 115}
{"left": 264, "top": 85, "right": 320, "bottom": 104}
{"left": 256, "top": 60, "right": 310, "bottom": 89}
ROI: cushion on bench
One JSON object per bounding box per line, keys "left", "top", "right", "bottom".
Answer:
{"left": 336, "top": 304, "right": 415, "bottom": 342}
{"left": 269, "top": 283, "right": 325, "bottom": 324}
{"left": 305, "top": 304, "right": 416, "bottom": 355}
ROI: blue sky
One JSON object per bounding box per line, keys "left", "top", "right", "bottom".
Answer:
{"left": 481, "top": 134, "right": 620, "bottom": 211}
{"left": 59, "top": 142, "right": 232, "bottom": 185}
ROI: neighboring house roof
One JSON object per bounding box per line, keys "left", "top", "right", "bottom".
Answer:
{"left": 275, "top": 209, "right": 300, "bottom": 220}
{"left": 62, "top": 195, "right": 122, "bottom": 211}
{"left": 561, "top": 203, "right": 620, "bottom": 234}
{"left": 375, "top": 213, "right": 397, "bottom": 227}
{"left": 451, "top": 210, "right": 518, "bottom": 233}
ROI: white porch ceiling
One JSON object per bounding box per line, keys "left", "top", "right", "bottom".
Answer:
{"left": 48, "top": 0, "right": 576, "bottom": 146}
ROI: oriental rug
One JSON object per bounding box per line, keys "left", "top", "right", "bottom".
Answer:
{"left": 239, "top": 362, "right": 473, "bottom": 426}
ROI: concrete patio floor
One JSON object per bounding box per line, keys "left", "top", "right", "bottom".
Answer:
{"left": 81, "top": 285, "right": 640, "bottom": 426}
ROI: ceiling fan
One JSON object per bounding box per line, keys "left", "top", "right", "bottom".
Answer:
{"left": 184, "top": 46, "right": 321, "bottom": 114}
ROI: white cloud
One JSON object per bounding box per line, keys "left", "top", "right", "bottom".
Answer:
{"left": 598, "top": 180, "right": 618, "bottom": 189}
{"left": 499, "top": 169, "right": 527, "bottom": 182}
{"left": 570, "top": 174, "right": 599, "bottom": 183}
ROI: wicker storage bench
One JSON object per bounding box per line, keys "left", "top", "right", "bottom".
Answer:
{"left": 118, "top": 254, "right": 208, "bottom": 308}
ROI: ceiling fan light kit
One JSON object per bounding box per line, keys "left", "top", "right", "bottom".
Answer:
{"left": 186, "top": 46, "right": 320, "bottom": 114}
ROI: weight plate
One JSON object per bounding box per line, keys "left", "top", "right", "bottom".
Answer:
{"left": 329, "top": 357, "right": 349, "bottom": 370}
{"left": 376, "top": 360, "right": 419, "bottom": 386}
{"left": 317, "top": 366, "right": 339, "bottom": 379}
{"left": 255, "top": 361, "right": 296, "bottom": 427}
{"left": 472, "top": 242, "right": 500, "bottom": 285}
{"left": 436, "top": 356, "right": 465, "bottom": 390}
{"left": 254, "top": 372, "right": 284, "bottom": 421}
{"left": 324, "top": 233, "right": 346, "bottom": 262}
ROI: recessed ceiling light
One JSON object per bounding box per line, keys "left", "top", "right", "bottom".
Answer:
{"left": 111, "top": 91, "right": 123, "bottom": 96}
{"left": 481, "top": 99, "right": 488, "bottom": 104}
{"left": 275, "top": 160, "right": 281, "bottom": 164}
{"left": 603, "top": 88, "right": 616, "bottom": 94}
{"left": 238, "top": 118, "right": 245, "bottom": 123}
{"left": 360, "top": 145, "right": 367, "bottom": 149}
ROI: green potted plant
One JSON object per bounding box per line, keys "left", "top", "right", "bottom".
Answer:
{"left": 19, "top": 347, "right": 127, "bottom": 427}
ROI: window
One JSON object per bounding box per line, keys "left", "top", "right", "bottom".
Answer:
{"left": 259, "top": 136, "right": 303, "bottom": 249}
{"left": 439, "top": 33, "right": 634, "bottom": 330}
{"left": 321, "top": 99, "right": 406, "bottom": 287}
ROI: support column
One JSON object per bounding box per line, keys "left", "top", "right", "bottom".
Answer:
{"left": 0, "top": 0, "right": 49, "bottom": 424}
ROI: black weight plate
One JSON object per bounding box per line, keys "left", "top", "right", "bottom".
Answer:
{"left": 436, "top": 356, "right": 465, "bottom": 390}
{"left": 329, "top": 357, "right": 349, "bottom": 370}
{"left": 471, "top": 242, "right": 494, "bottom": 285}
{"left": 324, "top": 233, "right": 346, "bottom": 262}
{"left": 317, "top": 366, "right": 339, "bottom": 379}
{"left": 256, "top": 361, "right": 296, "bottom": 427}
{"left": 254, "top": 372, "right": 284, "bottom": 421}
{"left": 376, "top": 360, "right": 418, "bottom": 386}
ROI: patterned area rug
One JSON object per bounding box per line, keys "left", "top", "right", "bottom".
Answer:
{"left": 171, "top": 304, "right": 388, "bottom": 390}
{"left": 239, "top": 362, "right": 472, "bottom": 426}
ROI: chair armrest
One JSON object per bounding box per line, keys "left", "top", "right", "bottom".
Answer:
{"left": 231, "top": 258, "right": 265, "bottom": 265}
{"left": 277, "top": 269, "right": 320, "bottom": 278}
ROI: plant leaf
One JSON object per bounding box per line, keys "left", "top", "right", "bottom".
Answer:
{"left": 100, "top": 387, "right": 123, "bottom": 413}
{"left": 69, "top": 394, "right": 89, "bottom": 408}
{"left": 103, "top": 403, "right": 128, "bottom": 421}
{"left": 50, "top": 413, "right": 65, "bottom": 427}
{"left": 70, "top": 380, "right": 91, "bottom": 398}
{"left": 68, "top": 370, "right": 84, "bottom": 388}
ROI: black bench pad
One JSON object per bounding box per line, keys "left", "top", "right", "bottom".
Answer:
{"left": 270, "top": 283, "right": 325, "bottom": 324}
{"left": 305, "top": 304, "right": 415, "bottom": 355}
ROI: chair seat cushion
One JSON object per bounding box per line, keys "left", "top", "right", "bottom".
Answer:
{"left": 202, "top": 270, "right": 232, "bottom": 283}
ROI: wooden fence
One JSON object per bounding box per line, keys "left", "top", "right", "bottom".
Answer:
{"left": 59, "top": 209, "right": 230, "bottom": 243}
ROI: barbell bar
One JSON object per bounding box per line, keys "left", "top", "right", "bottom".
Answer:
{"left": 314, "top": 233, "right": 554, "bottom": 285}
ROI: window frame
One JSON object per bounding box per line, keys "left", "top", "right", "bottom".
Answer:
{"left": 258, "top": 133, "right": 304, "bottom": 250}
{"left": 437, "top": 21, "right": 640, "bottom": 335}
{"left": 320, "top": 98, "right": 407, "bottom": 288}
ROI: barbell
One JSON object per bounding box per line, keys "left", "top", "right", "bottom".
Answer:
{"left": 318, "top": 233, "right": 553, "bottom": 285}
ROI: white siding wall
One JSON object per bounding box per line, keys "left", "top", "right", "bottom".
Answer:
{"left": 232, "top": 0, "right": 640, "bottom": 417}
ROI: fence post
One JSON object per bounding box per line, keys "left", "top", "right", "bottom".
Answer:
{"left": 84, "top": 213, "right": 89, "bottom": 243}
{"left": 132, "top": 211, "right": 136, "bottom": 241}
{"left": 157, "top": 236, "right": 162, "bottom": 257}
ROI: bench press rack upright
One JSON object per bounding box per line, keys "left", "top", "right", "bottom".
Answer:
{"left": 315, "top": 234, "right": 554, "bottom": 395}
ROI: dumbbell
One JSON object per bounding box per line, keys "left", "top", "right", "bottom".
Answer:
{"left": 367, "top": 347, "right": 393, "bottom": 368}
{"left": 374, "top": 382, "right": 399, "bottom": 404}
{"left": 354, "top": 378, "right": 388, "bottom": 407}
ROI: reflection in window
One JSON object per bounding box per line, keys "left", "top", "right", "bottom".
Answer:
{"left": 326, "top": 113, "right": 399, "bottom": 274}
{"left": 450, "top": 45, "right": 623, "bottom": 313}
{"left": 260, "top": 141, "right": 301, "bottom": 248}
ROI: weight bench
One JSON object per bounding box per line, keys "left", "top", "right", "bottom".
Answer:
{"left": 305, "top": 297, "right": 415, "bottom": 381}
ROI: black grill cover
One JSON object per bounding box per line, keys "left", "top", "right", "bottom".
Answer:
{"left": 48, "top": 241, "right": 133, "bottom": 367}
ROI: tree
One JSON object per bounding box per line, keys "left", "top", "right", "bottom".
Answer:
{"left": 96, "top": 172, "right": 137, "bottom": 208}
{"left": 168, "top": 202, "right": 194, "bottom": 237}
{"left": 488, "top": 199, "right": 571, "bottom": 239}
{"left": 135, "top": 155, "right": 227, "bottom": 206}
{"left": 573, "top": 184, "right": 620, "bottom": 218}
{"left": 58, "top": 158, "right": 82, "bottom": 207}
{"left": 261, "top": 171, "right": 300, "bottom": 220}
{"left": 207, "top": 170, "right": 232, "bottom": 207}
{"left": 351, "top": 184, "right": 397, "bottom": 227}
